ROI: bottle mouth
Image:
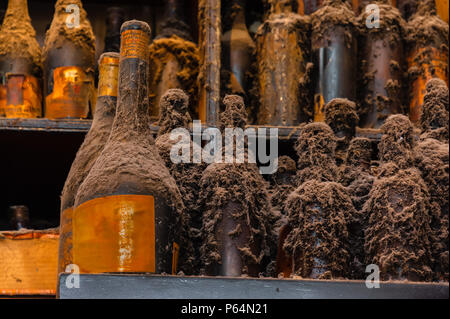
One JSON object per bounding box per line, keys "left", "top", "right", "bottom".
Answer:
{"left": 120, "top": 20, "right": 152, "bottom": 37}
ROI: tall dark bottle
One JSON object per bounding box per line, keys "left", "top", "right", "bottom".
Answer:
{"left": 148, "top": 0, "right": 199, "bottom": 120}
{"left": 104, "top": 7, "right": 126, "bottom": 53}
{"left": 0, "top": 0, "right": 42, "bottom": 118}
{"left": 357, "top": 0, "right": 405, "bottom": 128}
{"left": 43, "top": 0, "right": 96, "bottom": 119}
{"left": 311, "top": 0, "right": 357, "bottom": 122}
{"left": 58, "top": 52, "right": 119, "bottom": 275}
{"left": 256, "top": 0, "right": 311, "bottom": 125}
{"left": 221, "top": 0, "right": 255, "bottom": 96}
{"left": 406, "top": 0, "right": 448, "bottom": 124}
{"left": 74, "top": 21, "right": 184, "bottom": 274}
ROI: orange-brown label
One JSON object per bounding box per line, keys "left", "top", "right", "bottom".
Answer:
{"left": 0, "top": 84, "right": 6, "bottom": 116}
{"left": 98, "top": 57, "right": 119, "bottom": 98}
{"left": 172, "top": 242, "right": 180, "bottom": 275}
{"left": 58, "top": 207, "right": 73, "bottom": 274}
{"left": 4, "top": 74, "right": 42, "bottom": 118}
{"left": 120, "top": 29, "right": 149, "bottom": 60}
{"left": 73, "top": 195, "right": 156, "bottom": 274}
{"left": 45, "top": 66, "right": 94, "bottom": 119}
{"left": 408, "top": 47, "right": 448, "bottom": 123}
{"left": 314, "top": 93, "right": 325, "bottom": 122}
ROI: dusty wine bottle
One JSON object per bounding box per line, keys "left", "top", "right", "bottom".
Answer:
{"left": 311, "top": 0, "right": 357, "bottom": 122}
{"left": 396, "top": 0, "right": 418, "bottom": 20}
{"left": 58, "top": 52, "right": 119, "bottom": 275}
{"left": 221, "top": 0, "right": 255, "bottom": 96}
{"left": 256, "top": 0, "right": 311, "bottom": 125}
{"left": 43, "top": 0, "right": 96, "bottom": 119}
{"left": 406, "top": 0, "right": 448, "bottom": 124}
{"left": 0, "top": 0, "right": 43, "bottom": 118}
{"left": 357, "top": 0, "right": 405, "bottom": 128}
{"left": 104, "top": 7, "right": 126, "bottom": 53}
{"left": 148, "top": 0, "right": 199, "bottom": 121}
{"left": 73, "top": 21, "right": 184, "bottom": 274}
{"left": 8, "top": 205, "right": 30, "bottom": 230}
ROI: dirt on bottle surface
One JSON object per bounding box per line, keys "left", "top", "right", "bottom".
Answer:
{"left": 378, "top": 114, "right": 416, "bottom": 168}
{"left": 198, "top": 95, "right": 274, "bottom": 277}
{"left": 268, "top": 155, "right": 297, "bottom": 217}
{"left": 43, "top": 0, "right": 96, "bottom": 67}
{"left": 339, "top": 137, "right": 374, "bottom": 279}
{"left": 0, "top": 0, "right": 42, "bottom": 75}
{"left": 283, "top": 179, "right": 356, "bottom": 279}
{"left": 60, "top": 54, "right": 120, "bottom": 211}
{"left": 155, "top": 89, "right": 206, "bottom": 275}
{"left": 148, "top": 35, "right": 200, "bottom": 119}
{"left": 310, "top": 0, "right": 357, "bottom": 49}
{"left": 324, "top": 98, "right": 359, "bottom": 166}
{"left": 295, "top": 122, "right": 340, "bottom": 185}
{"left": 363, "top": 162, "right": 434, "bottom": 282}
{"left": 356, "top": 1, "right": 406, "bottom": 126}
{"left": 419, "top": 78, "right": 449, "bottom": 142}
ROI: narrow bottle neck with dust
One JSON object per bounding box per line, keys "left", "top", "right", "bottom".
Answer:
{"left": 270, "top": 0, "right": 294, "bottom": 15}
{"left": 110, "top": 20, "right": 151, "bottom": 139}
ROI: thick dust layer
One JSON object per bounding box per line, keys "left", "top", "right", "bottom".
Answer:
{"left": 148, "top": 35, "right": 200, "bottom": 118}
{"left": 43, "top": 0, "right": 96, "bottom": 67}
{"left": 0, "top": 0, "right": 42, "bottom": 75}
{"left": 420, "top": 78, "right": 449, "bottom": 142}
{"left": 324, "top": 98, "right": 359, "bottom": 165}
{"left": 283, "top": 179, "right": 356, "bottom": 279}
{"left": 295, "top": 122, "right": 339, "bottom": 184}
{"left": 363, "top": 163, "right": 433, "bottom": 281}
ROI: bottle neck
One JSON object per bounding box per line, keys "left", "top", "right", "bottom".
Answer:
{"left": 232, "top": 2, "right": 247, "bottom": 29}
{"left": 3, "top": 0, "right": 31, "bottom": 26}
{"left": 110, "top": 26, "right": 151, "bottom": 138}
{"left": 270, "top": 0, "right": 293, "bottom": 15}
{"left": 164, "top": 0, "right": 183, "bottom": 22}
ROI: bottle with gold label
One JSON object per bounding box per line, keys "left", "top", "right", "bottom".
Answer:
{"left": 104, "top": 7, "right": 126, "bottom": 53}
{"left": 74, "top": 21, "right": 184, "bottom": 274}
{"left": 148, "top": 0, "right": 199, "bottom": 121}
{"left": 256, "top": 0, "right": 311, "bottom": 126}
{"left": 58, "top": 52, "right": 119, "bottom": 276}
{"left": 311, "top": 0, "right": 357, "bottom": 122}
{"left": 0, "top": 0, "right": 43, "bottom": 118}
{"left": 357, "top": 0, "right": 405, "bottom": 128}
{"left": 406, "top": 0, "right": 449, "bottom": 124}
{"left": 43, "top": 0, "right": 96, "bottom": 119}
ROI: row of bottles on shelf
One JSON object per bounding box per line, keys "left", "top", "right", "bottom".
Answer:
{"left": 0, "top": 0, "right": 448, "bottom": 128}
{"left": 57, "top": 17, "right": 449, "bottom": 281}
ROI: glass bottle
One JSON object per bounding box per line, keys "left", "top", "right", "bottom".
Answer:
{"left": 73, "top": 21, "right": 184, "bottom": 274}
{"left": 58, "top": 52, "right": 119, "bottom": 275}
{"left": 0, "top": 0, "right": 42, "bottom": 118}
{"left": 104, "top": 7, "right": 126, "bottom": 53}
{"left": 43, "top": 0, "right": 96, "bottom": 119}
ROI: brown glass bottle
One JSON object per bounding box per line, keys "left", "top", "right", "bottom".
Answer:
{"left": 222, "top": 0, "right": 255, "bottom": 96}
{"left": 43, "top": 0, "right": 95, "bottom": 119}
{"left": 8, "top": 205, "right": 30, "bottom": 230}
{"left": 74, "top": 21, "right": 184, "bottom": 274}
{"left": 357, "top": 1, "right": 405, "bottom": 128}
{"left": 256, "top": 0, "right": 311, "bottom": 125}
{"left": 58, "top": 52, "right": 119, "bottom": 275}
{"left": 199, "top": 95, "right": 270, "bottom": 277}
{"left": 148, "top": 0, "right": 199, "bottom": 121}
{"left": 0, "top": 0, "right": 42, "bottom": 118}
{"left": 311, "top": 0, "right": 357, "bottom": 122}
{"left": 406, "top": 0, "right": 449, "bottom": 124}
{"left": 104, "top": 7, "right": 126, "bottom": 53}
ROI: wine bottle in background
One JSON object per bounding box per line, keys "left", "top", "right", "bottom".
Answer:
{"left": 300, "top": 0, "right": 324, "bottom": 14}
{"left": 256, "top": 0, "right": 311, "bottom": 126}
{"left": 396, "top": 0, "right": 418, "bottom": 20}
{"left": 0, "top": 0, "right": 42, "bottom": 119}
{"left": 58, "top": 52, "right": 119, "bottom": 276}
{"left": 406, "top": 0, "right": 448, "bottom": 124}
{"left": 104, "top": 7, "right": 126, "bottom": 53}
{"left": 357, "top": 0, "right": 405, "bottom": 128}
{"left": 8, "top": 205, "right": 30, "bottom": 230}
{"left": 221, "top": 0, "right": 255, "bottom": 96}
{"left": 311, "top": 0, "right": 357, "bottom": 122}
{"left": 148, "top": 0, "right": 199, "bottom": 121}
{"left": 74, "top": 21, "right": 184, "bottom": 274}
{"left": 43, "top": 0, "right": 96, "bottom": 119}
